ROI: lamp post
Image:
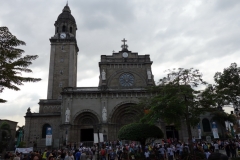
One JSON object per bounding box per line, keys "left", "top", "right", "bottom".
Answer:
{"left": 235, "top": 96, "right": 240, "bottom": 138}
{"left": 95, "top": 124, "right": 101, "bottom": 160}
{"left": 98, "top": 126, "right": 100, "bottom": 160}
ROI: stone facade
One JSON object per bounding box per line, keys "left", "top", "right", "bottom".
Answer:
{"left": 24, "top": 4, "right": 220, "bottom": 149}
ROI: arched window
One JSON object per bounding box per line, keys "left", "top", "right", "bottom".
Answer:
{"left": 42, "top": 123, "right": 51, "bottom": 138}
{"left": 202, "top": 118, "right": 211, "bottom": 132}
{"left": 57, "top": 27, "right": 59, "bottom": 33}
{"left": 70, "top": 27, "right": 72, "bottom": 33}
{"left": 62, "top": 25, "right": 66, "bottom": 32}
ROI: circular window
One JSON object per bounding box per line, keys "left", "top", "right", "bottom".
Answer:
{"left": 119, "top": 73, "right": 134, "bottom": 87}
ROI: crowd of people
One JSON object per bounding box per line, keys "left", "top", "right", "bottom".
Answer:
{"left": 3, "top": 139, "right": 240, "bottom": 160}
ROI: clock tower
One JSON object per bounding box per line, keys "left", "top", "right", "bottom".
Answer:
{"left": 47, "top": 4, "right": 79, "bottom": 99}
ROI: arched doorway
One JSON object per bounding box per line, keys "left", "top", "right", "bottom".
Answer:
{"left": 109, "top": 103, "right": 143, "bottom": 140}
{"left": 202, "top": 118, "right": 211, "bottom": 132}
{"left": 165, "top": 125, "right": 179, "bottom": 140}
{"left": 72, "top": 111, "right": 100, "bottom": 146}
{"left": 42, "top": 123, "right": 51, "bottom": 138}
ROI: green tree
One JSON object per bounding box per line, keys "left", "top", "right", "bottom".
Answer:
{"left": 0, "top": 122, "right": 11, "bottom": 152}
{"left": 139, "top": 68, "right": 209, "bottom": 152}
{"left": 0, "top": 26, "right": 41, "bottom": 103}
{"left": 118, "top": 123, "right": 163, "bottom": 152}
{"left": 214, "top": 63, "right": 240, "bottom": 107}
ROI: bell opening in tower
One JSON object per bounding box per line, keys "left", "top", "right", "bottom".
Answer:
{"left": 81, "top": 129, "right": 94, "bottom": 141}
{"left": 62, "top": 25, "right": 66, "bottom": 32}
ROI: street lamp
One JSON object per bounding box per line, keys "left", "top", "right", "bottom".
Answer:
{"left": 232, "top": 97, "right": 240, "bottom": 138}
{"left": 95, "top": 124, "right": 101, "bottom": 160}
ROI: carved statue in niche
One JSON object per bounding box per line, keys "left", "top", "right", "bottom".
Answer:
{"left": 102, "top": 107, "right": 107, "bottom": 122}
{"left": 147, "top": 69, "right": 152, "bottom": 79}
{"left": 65, "top": 107, "right": 70, "bottom": 123}
{"left": 102, "top": 69, "right": 106, "bottom": 80}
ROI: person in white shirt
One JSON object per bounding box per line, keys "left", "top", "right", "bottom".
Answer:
{"left": 167, "top": 145, "right": 174, "bottom": 160}
{"left": 158, "top": 145, "right": 165, "bottom": 160}
{"left": 179, "top": 144, "right": 183, "bottom": 156}
{"left": 235, "top": 141, "right": 239, "bottom": 150}
{"left": 213, "top": 141, "right": 219, "bottom": 153}
{"left": 144, "top": 149, "right": 150, "bottom": 160}
{"left": 205, "top": 149, "right": 211, "bottom": 159}
{"left": 176, "top": 143, "right": 181, "bottom": 153}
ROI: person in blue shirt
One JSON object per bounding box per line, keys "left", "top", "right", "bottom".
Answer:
{"left": 75, "top": 150, "right": 81, "bottom": 160}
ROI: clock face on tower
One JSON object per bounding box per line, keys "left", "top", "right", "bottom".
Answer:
{"left": 122, "top": 52, "right": 128, "bottom": 58}
{"left": 60, "top": 33, "right": 66, "bottom": 39}
{"left": 119, "top": 73, "right": 134, "bottom": 87}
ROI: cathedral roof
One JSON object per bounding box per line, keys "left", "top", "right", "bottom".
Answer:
{"left": 57, "top": 4, "right": 76, "bottom": 23}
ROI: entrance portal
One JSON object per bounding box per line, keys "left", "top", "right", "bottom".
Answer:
{"left": 81, "top": 129, "right": 94, "bottom": 141}
{"left": 166, "top": 126, "right": 179, "bottom": 140}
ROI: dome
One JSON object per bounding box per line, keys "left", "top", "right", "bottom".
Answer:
{"left": 57, "top": 4, "right": 76, "bottom": 23}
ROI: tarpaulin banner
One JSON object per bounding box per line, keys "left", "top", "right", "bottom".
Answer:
{"left": 15, "top": 147, "right": 33, "bottom": 153}
{"left": 46, "top": 127, "right": 52, "bottom": 146}
{"left": 212, "top": 122, "right": 219, "bottom": 139}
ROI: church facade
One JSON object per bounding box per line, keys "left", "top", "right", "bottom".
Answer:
{"left": 24, "top": 4, "right": 214, "bottom": 149}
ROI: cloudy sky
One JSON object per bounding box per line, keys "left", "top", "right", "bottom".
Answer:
{"left": 1, "top": 0, "right": 240, "bottom": 126}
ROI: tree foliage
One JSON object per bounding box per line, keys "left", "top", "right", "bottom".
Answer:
{"left": 199, "top": 63, "right": 240, "bottom": 109}
{"left": 118, "top": 123, "right": 163, "bottom": 145}
{"left": 214, "top": 63, "right": 240, "bottom": 107}
{"left": 0, "top": 122, "right": 11, "bottom": 152}
{"left": 0, "top": 122, "right": 11, "bottom": 134}
{"left": 0, "top": 26, "right": 41, "bottom": 103}
{"left": 140, "top": 68, "right": 209, "bottom": 127}
{"left": 139, "top": 68, "right": 209, "bottom": 151}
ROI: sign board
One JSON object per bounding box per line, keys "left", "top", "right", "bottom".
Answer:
{"left": 212, "top": 122, "right": 219, "bottom": 139}
{"left": 94, "top": 133, "right": 104, "bottom": 143}
{"left": 15, "top": 147, "right": 33, "bottom": 153}
{"left": 46, "top": 127, "right": 52, "bottom": 146}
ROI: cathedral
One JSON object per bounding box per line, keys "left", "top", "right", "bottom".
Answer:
{"left": 24, "top": 4, "right": 215, "bottom": 149}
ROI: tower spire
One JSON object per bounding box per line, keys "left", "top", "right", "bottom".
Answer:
{"left": 66, "top": 1, "right": 68, "bottom": 6}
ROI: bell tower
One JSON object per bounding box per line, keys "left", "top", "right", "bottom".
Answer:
{"left": 47, "top": 4, "right": 79, "bottom": 99}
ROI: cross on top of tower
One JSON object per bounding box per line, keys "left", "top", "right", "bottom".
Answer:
{"left": 121, "top": 38, "right": 128, "bottom": 51}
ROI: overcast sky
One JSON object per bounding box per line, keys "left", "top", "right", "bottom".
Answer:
{"left": 1, "top": 0, "right": 240, "bottom": 126}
